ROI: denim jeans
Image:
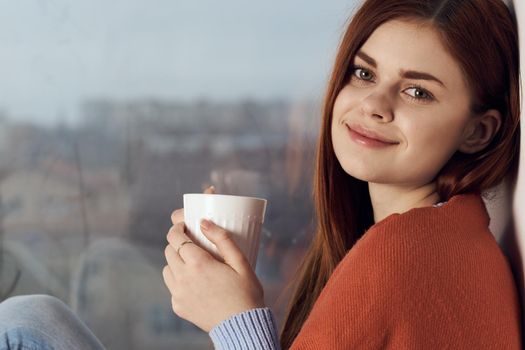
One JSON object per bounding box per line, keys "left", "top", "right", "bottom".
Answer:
{"left": 0, "top": 295, "right": 105, "bottom": 350}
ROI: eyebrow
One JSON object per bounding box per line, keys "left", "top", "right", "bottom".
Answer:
{"left": 355, "top": 50, "right": 446, "bottom": 87}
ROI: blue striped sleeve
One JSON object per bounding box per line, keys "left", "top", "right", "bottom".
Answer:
{"left": 208, "top": 307, "right": 281, "bottom": 350}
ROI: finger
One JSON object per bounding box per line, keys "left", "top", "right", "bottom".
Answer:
{"left": 167, "top": 222, "right": 210, "bottom": 263}
{"left": 200, "top": 219, "right": 251, "bottom": 275}
{"left": 171, "top": 208, "right": 184, "bottom": 225}
{"left": 162, "top": 265, "right": 176, "bottom": 295}
{"left": 167, "top": 222, "right": 186, "bottom": 241}
{"left": 165, "top": 244, "right": 184, "bottom": 269}
{"left": 204, "top": 185, "right": 215, "bottom": 194}
{"left": 171, "top": 187, "right": 214, "bottom": 225}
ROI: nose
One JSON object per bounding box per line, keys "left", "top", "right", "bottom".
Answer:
{"left": 360, "top": 91, "right": 394, "bottom": 123}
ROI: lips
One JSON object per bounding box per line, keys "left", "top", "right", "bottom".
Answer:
{"left": 345, "top": 123, "right": 399, "bottom": 144}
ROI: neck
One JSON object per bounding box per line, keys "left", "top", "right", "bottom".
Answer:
{"left": 368, "top": 181, "right": 441, "bottom": 223}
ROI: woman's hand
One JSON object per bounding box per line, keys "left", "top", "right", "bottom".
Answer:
{"left": 162, "top": 188, "right": 265, "bottom": 332}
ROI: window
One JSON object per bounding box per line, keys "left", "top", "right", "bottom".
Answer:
{"left": 0, "top": 1, "right": 353, "bottom": 348}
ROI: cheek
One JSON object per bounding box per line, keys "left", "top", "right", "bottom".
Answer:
{"left": 404, "top": 116, "right": 464, "bottom": 151}
{"left": 332, "top": 86, "right": 359, "bottom": 123}
{"left": 332, "top": 95, "right": 343, "bottom": 122}
{"left": 402, "top": 119, "right": 464, "bottom": 177}
{"left": 330, "top": 116, "right": 354, "bottom": 174}
{"left": 330, "top": 116, "right": 342, "bottom": 158}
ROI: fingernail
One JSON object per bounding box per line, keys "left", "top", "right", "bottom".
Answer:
{"left": 200, "top": 219, "right": 212, "bottom": 230}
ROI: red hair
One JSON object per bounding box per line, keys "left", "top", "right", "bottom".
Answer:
{"left": 280, "top": 0, "right": 520, "bottom": 348}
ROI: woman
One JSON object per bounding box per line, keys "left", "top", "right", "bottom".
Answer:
{"left": 0, "top": 0, "right": 521, "bottom": 349}
{"left": 164, "top": 0, "right": 522, "bottom": 348}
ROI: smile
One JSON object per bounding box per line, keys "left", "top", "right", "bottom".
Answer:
{"left": 345, "top": 124, "right": 399, "bottom": 148}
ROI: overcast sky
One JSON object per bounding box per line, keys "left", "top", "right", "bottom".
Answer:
{"left": 0, "top": 0, "right": 358, "bottom": 124}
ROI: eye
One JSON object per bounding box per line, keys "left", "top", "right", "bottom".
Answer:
{"left": 403, "top": 86, "right": 434, "bottom": 102}
{"left": 350, "top": 65, "right": 374, "bottom": 82}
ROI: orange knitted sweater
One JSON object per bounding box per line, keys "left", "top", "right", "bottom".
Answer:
{"left": 290, "top": 193, "right": 522, "bottom": 349}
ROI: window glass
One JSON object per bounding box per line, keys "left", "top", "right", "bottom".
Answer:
{"left": 0, "top": 1, "right": 353, "bottom": 348}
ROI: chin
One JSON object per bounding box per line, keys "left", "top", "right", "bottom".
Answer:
{"left": 339, "top": 156, "right": 412, "bottom": 184}
{"left": 338, "top": 159, "right": 378, "bottom": 182}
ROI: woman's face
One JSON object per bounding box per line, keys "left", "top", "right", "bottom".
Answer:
{"left": 331, "top": 19, "right": 473, "bottom": 186}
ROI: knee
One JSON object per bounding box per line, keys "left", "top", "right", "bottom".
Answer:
{"left": 0, "top": 295, "right": 71, "bottom": 328}
{"left": 0, "top": 295, "right": 95, "bottom": 350}
{"left": 1, "top": 294, "right": 66, "bottom": 309}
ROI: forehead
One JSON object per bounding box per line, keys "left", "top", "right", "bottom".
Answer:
{"left": 357, "top": 19, "right": 466, "bottom": 88}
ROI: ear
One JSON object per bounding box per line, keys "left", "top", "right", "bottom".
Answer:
{"left": 458, "top": 109, "right": 502, "bottom": 154}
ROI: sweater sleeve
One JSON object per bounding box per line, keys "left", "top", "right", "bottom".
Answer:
{"left": 208, "top": 307, "right": 281, "bottom": 350}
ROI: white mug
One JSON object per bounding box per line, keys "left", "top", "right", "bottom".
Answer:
{"left": 183, "top": 193, "right": 267, "bottom": 268}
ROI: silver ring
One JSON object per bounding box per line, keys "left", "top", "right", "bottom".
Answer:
{"left": 176, "top": 240, "right": 194, "bottom": 255}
